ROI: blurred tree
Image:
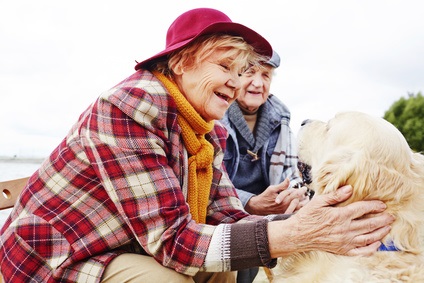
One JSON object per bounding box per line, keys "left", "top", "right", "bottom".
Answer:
{"left": 384, "top": 92, "right": 424, "bottom": 152}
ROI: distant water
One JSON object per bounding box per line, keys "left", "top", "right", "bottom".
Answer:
{"left": 0, "top": 158, "right": 44, "bottom": 227}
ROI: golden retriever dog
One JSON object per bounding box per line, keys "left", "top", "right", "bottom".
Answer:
{"left": 273, "top": 111, "right": 424, "bottom": 283}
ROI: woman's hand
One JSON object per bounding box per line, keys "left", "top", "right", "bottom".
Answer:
{"left": 268, "top": 185, "right": 395, "bottom": 258}
{"left": 245, "top": 178, "right": 309, "bottom": 215}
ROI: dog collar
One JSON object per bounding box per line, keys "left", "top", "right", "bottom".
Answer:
{"left": 378, "top": 240, "right": 399, "bottom": 252}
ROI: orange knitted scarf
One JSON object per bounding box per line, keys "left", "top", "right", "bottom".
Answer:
{"left": 153, "top": 71, "right": 214, "bottom": 223}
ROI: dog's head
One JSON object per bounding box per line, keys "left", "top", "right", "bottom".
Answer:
{"left": 297, "top": 111, "right": 424, "bottom": 253}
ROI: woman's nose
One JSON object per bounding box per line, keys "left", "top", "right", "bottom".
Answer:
{"left": 228, "top": 72, "right": 242, "bottom": 90}
{"left": 251, "top": 76, "right": 263, "bottom": 88}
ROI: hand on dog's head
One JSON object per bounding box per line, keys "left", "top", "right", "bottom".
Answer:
{"left": 297, "top": 111, "right": 424, "bottom": 253}
{"left": 297, "top": 111, "right": 419, "bottom": 198}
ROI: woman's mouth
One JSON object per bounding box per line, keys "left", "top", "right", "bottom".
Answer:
{"left": 247, "top": 91, "right": 262, "bottom": 96}
{"left": 215, "top": 92, "right": 230, "bottom": 102}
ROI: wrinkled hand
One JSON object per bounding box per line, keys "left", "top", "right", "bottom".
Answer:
{"left": 245, "top": 178, "right": 309, "bottom": 215}
{"left": 269, "top": 185, "right": 395, "bottom": 257}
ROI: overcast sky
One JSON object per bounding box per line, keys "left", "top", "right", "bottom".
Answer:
{"left": 1, "top": 0, "right": 423, "bottom": 158}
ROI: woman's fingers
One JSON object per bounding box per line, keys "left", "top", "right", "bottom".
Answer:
{"left": 275, "top": 184, "right": 307, "bottom": 205}
{"left": 348, "top": 211, "right": 394, "bottom": 234}
{"left": 353, "top": 225, "right": 392, "bottom": 247}
{"left": 317, "top": 185, "right": 353, "bottom": 206}
{"left": 344, "top": 200, "right": 389, "bottom": 220}
{"left": 346, "top": 224, "right": 392, "bottom": 256}
{"left": 330, "top": 208, "right": 394, "bottom": 256}
{"left": 275, "top": 189, "right": 291, "bottom": 204}
{"left": 284, "top": 199, "right": 299, "bottom": 214}
{"left": 346, "top": 241, "right": 382, "bottom": 256}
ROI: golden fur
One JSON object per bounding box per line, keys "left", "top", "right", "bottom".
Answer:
{"left": 273, "top": 111, "right": 424, "bottom": 283}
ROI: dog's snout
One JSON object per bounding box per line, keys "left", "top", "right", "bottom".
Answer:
{"left": 301, "top": 119, "right": 311, "bottom": 126}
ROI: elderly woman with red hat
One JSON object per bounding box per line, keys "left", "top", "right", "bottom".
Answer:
{"left": 0, "top": 8, "right": 394, "bottom": 283}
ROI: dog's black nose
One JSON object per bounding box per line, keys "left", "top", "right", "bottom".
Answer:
{"left": 301, "top": 119, "right": 311, "bottom": 126}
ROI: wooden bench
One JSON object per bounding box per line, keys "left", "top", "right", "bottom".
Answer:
{"left": 0, "top": 177, "right": 30, "bottom": 283}
{"left": 0, "top": 177, "right": 29, "bottom": 210}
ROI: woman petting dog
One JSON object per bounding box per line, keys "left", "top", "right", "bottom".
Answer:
{"left": 0, "top": 8, "right": 394, "bottom": 283}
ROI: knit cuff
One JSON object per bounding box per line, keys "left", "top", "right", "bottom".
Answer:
{"left": 230, "top": 219, "right": 276, "bottom": 270}
{"left": 255, "top": 219, "right": 277, "bottom": 268}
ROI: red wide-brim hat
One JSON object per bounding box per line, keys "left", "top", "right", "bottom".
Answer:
{"left": 135, "top": 8, "right": 272, "bottom": 70}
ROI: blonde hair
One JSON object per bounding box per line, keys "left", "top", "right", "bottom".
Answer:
{"left": 153, "top": 34, "right": 267, "bottom": 78}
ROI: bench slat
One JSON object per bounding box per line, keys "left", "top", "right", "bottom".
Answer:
{"left": 0, "top": 177, "right": 30, "bottom": 210}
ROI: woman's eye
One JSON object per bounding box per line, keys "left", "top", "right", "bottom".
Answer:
{"left": 243, "top": 69, "right": 255, "bottom": 76}
{"left": 220, "top": 64, "right": 230, "bottom": 70}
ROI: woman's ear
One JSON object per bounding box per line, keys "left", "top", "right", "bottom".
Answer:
{"left": 171, "top": 64, "right": 184, "bottom": 75}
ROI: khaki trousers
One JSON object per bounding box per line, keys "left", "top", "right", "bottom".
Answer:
{"left": 101, "top": 253, "right": 236, "bottom": 283}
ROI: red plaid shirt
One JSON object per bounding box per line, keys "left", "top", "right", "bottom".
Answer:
{"left": 0, "top": 71, "right": 271, "bottom": 283}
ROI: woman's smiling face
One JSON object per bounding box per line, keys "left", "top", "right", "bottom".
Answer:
{"left": 173, "top": 50, "right": 244, "bottom": 122}
{"left": 236, "top": 64, "right": 274, "bottom": 113}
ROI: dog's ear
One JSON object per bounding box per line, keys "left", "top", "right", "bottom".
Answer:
{"left": 312, "top": 147, "right": 373, "bottom": 203}
{"left": 312, "top": 147, "right": 361, "bottom": 198}
{"left": 313, "top": 146, "right": 409, "bottom": 204}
